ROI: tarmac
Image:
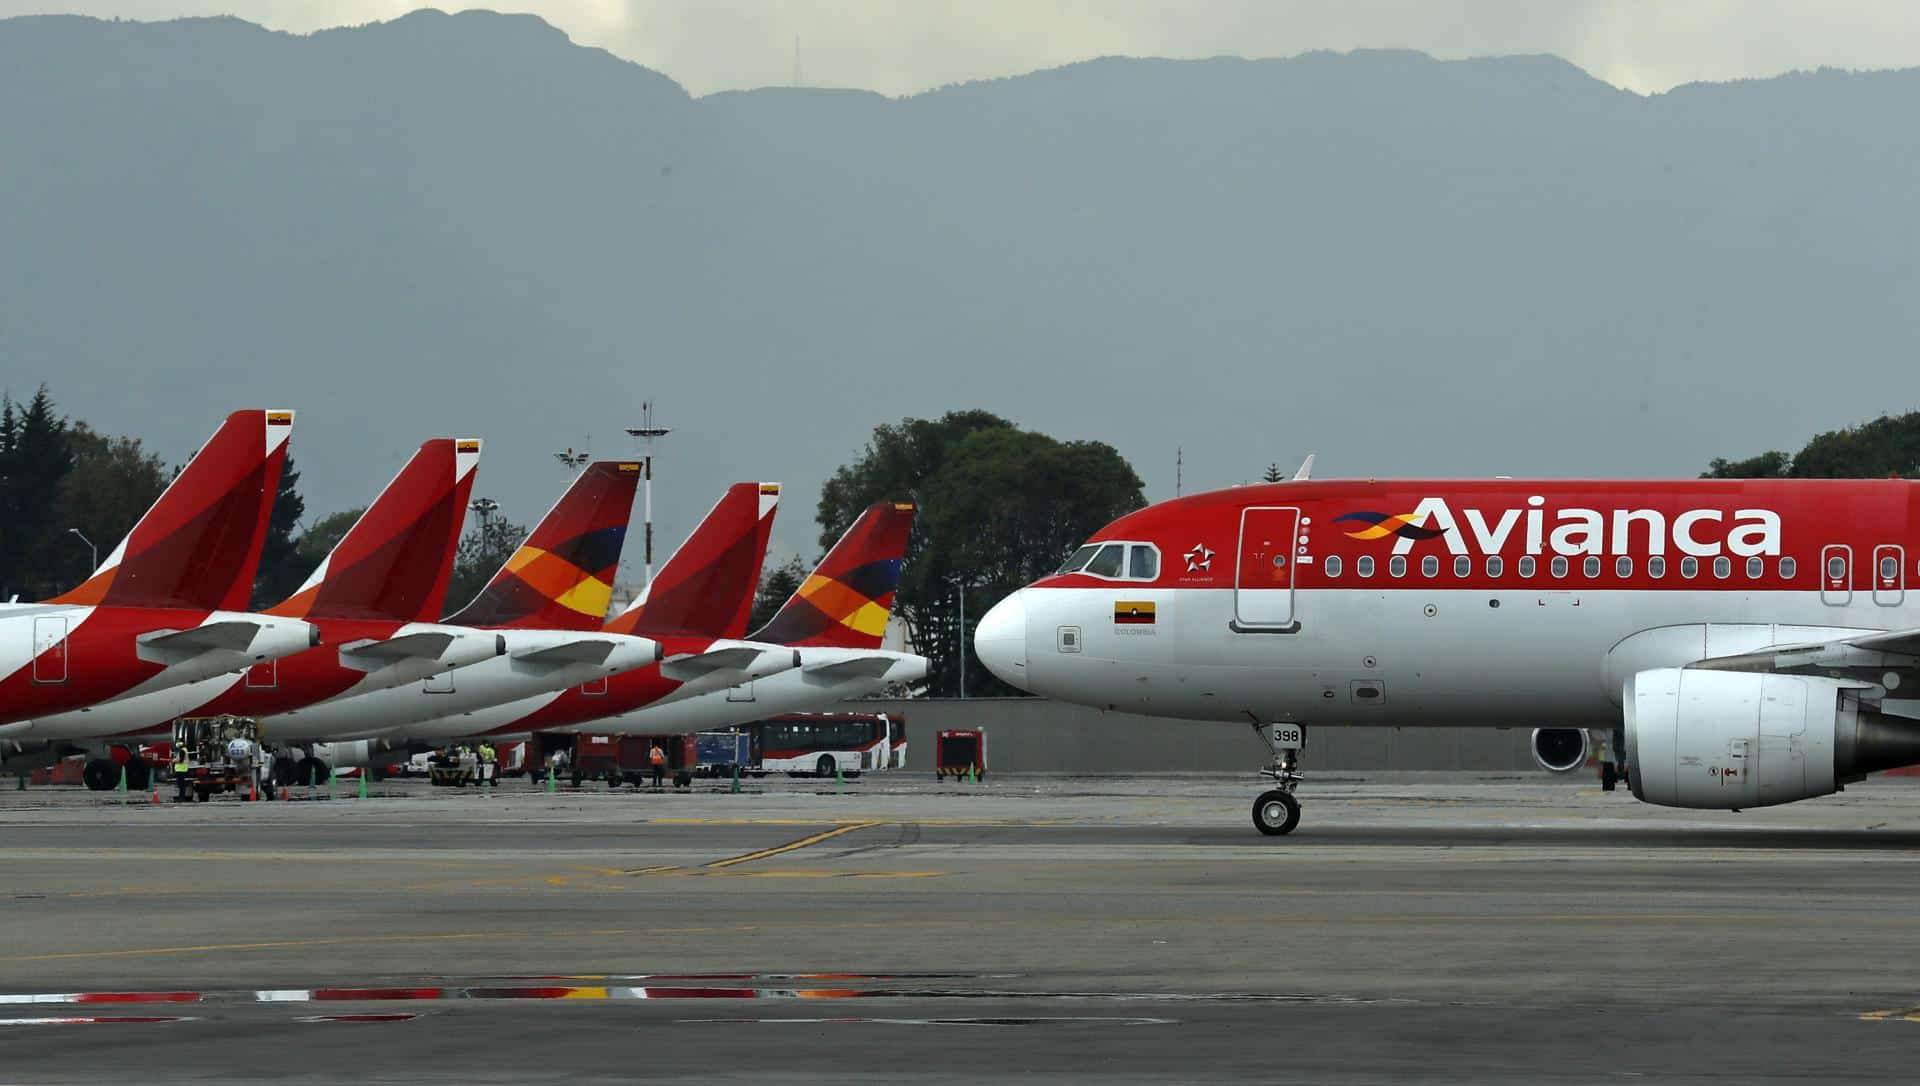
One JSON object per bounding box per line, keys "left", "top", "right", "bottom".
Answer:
{"left": 2, "top": 770, "right": 1919, "bottom": 1083}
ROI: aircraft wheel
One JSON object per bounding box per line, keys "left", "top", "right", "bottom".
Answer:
{"left": 1252, "top": 790, "right": 1300, "bottom": 836}
{"left": 82, "top": 758, "right": 120, "bottom": 792}
{"left": 1600, "top": 762, "right": 1618, "bottom": 792}
{"left": 123, "top": 760, "right": 152, "bottom": 792}
{"left": 815, "top": 756, "right": 837, "bottom": 779}
{"left": 300, "top": 757, "right": 329, "bottom": 786}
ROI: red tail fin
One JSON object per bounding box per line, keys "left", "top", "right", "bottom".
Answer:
{"left": 751, "top": 501, "right": 916, "bottom": 649}
{"left": 49, "top": 409, "right": 294, "bottom": 612}
{"left": 445, "top": 460, "right": 640, "bottom": 630}
{"left": 602, "top": 483, "right": 779, "bottom": 639}
{"left": 268, "top": 438, "right": 481, "bottom": 622}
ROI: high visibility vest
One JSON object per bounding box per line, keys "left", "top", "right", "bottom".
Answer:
{"left": 649, "top": 747, "right": 666, "bottom": 766}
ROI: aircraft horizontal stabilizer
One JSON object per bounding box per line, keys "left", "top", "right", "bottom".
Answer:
{"left": 336, "top": 631, "right": 485, "bottom": 672}
{"left": 660, "top": 646, "right": 770, "bottom": 682}
{"left": 801, "top": 655, "right": 897, "bottom": 682}
{"left": 135, "top": 620, "right": 266, "bottom": 663}
{"left": 512, "top": 639, "right": 618, "bottom": 667}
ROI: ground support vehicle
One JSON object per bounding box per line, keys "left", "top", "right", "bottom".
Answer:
{"left": 169, "top": 717, "right": 267, "bottom": 802}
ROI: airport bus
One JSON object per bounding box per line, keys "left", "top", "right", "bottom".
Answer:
{"left": 736, "top": 713, "right": 903, "bottom": 778}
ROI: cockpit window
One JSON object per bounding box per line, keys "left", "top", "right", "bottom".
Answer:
{"left": 1056, "top": 545, "right": 1100, "bottom": 575}
{"left": 1128, "top": 545, "right": 1159, "bottom": 580}
{"left": 1084, "top": 544, "right": 1126, "bottom": 578}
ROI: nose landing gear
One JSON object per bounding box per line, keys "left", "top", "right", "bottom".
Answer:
{"left": 1250, "top": 721, "right": 1305, "bottom": 836}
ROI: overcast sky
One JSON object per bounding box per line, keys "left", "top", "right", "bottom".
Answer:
{"left": 8, "top": 0, "right": 1920, "bottom": 96}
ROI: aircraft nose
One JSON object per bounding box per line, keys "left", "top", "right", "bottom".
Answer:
{"left": 974, "top": 589, "right": 1030, "bottom": 689}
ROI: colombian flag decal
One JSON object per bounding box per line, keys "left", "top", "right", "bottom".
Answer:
{"left": 1114, "top": 601, "right": 1156, "bottom": 625}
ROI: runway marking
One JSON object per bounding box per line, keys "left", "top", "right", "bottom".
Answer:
{"left": 703, "top": 821, "right": 881, "bottom": 869}
{"left": 1860, "top": 1006, "right": 1920, "bottom": 1022}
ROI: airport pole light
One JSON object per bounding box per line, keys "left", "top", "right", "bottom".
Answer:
{"left": 468, "top": 497, "right": 499, "bottom": 568}
{"left": 624, "top": 403, "right": 671, "bottom": 588}
{"left": 68, "top": 528, "right": 96, "bottom": 572}
{"left": 949, "top": 575, "right": 980, "bottom": 699}
{"left": 553, "top": 448, "right": 588, "bottom": 472}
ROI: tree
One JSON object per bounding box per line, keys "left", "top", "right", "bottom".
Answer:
{"left": 36, "top": 424, "right": 168, "bottom": 593}
{"left": 0, "top": 387, "right": 77, "bottom": 599}
{"left": 748, "top": 555, "right": 809, "bottom": 633}
{"left": 443, "top": 516, "right": 528, "bottom": 616}
{"left": 1705, "top": 412, "right": 1920, "bottom": 479}
{"left": 294, "top": 508, "right": 365, "bottom": 570}
{"left": 817, "top": 412, "right": 1144, "bottom": 697}
{"left": 1262, "top": 463, "right": 1287, "bottom": 483}
{"left": 251, "top": 454, "right": 308, "bottom": 608}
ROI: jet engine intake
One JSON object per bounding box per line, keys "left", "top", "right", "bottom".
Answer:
{"left": 1625, "top": 668, "right": 1920, "bottom": 810}
{"left": 1530, "top": 727, "right": 1589, "bottom": 774}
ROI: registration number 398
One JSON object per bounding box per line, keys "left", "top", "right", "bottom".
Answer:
{"left": 1271, "top": 725, "right": 1303, "bottom": 750}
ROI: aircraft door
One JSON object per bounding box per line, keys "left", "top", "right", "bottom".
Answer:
{"left": 1820, "top": 545, "right": 1852, "bottom": 606}
{"left": 31, "top": 615, "right": 69, "bottom": 684}
{"left": 726, "top": 681, "right": 755, "bottom": 703}
{"left": 1235, "top": 506, "right": 1301, "bottom": 631}
{"left": 1873, "top": 545, "right": 1904, "bottom": 607}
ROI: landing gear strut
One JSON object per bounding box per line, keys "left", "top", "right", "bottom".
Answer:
{"left": 1250, "top": 720, "right": 1305, "bottom": 836}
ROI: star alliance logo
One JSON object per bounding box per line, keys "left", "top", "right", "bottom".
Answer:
{"left": 1184, "top": 544, "right": 1214, "bottom": 573}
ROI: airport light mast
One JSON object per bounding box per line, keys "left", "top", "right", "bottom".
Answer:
{"left": 468, "top": 496, "right": 499, "bottom": 570}
{"left": 624, "top": 403, "right": 671, "bottom": 587}
{"left": 553, "top": 447, "right": 588, "bottom": 472}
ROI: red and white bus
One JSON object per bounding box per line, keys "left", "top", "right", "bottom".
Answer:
{"left": 743, "top": 713, "right": 904, "bottom": 778}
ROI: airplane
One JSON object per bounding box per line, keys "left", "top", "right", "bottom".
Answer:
{"left": 353, "top": 481, "right": 799, "bottom": 751}
{"left": 547, "top": 499, "right": 926, "bottom": 739}
{"left": 237, "top": 460, "right": 660, "bottom": 753}
{"left": 0, "top": 409, "right": 318, "bottom": 729}
{"left": 16, "top": 438, "right": 503, "bottom": 787}
{"left": 973, "top": 469, "right": 1920, "bottom": 835}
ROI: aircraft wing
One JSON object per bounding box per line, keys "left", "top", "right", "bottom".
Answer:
{"left": 338, "top": 631, "right": 459, "bottom": 670}
{"left": 1686, "top": 627, "right": 1920, "bottom": 681}
{"left": 801, "top": 655, "right": 898, "bottom": 682}
{"left": 661, "top": 646, "right": 769, "bottom": 682}
{"left": 135, "top": 620, "right": 263, "bottom": 662}
{"left": 512, "top": 639, "right": 617, "bottom": 667}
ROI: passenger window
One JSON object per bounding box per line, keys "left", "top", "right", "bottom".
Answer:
{"left": 1357, "top": 555, "right": 1374, "bottom": 578}
{"left": 1486, "top": 556, "right": 1503, "bottom": 577}
{"left": 1881, "top": 555, "right": 1899, "bottom": 580}
{"left": 1085, "top": 544, "right": 1125, "bottom": 578}
{"left": 1550, "top": 556, "right": 1568, "bottom": 578}
{"left": 1583, "top": 556, "right": 1601, "bottom": 578}
{"left": 1324, "top": 555, "right": 1342, "bottom": 578}
{"left": 1680, "top": 556, "right": 1698, "bottom": 579}
{"left": 1421, "top": 555, "right": 1439, "bottom": 577}
{"left": 1518, "top": 555, "right": 1535, "bottom": 578}
{"left": 1713, "top": 556, "right": 1731, "bottom": 579}
{"left": 1780, "top": 557, "right": 1796, "bottom": 580}
{"left": 1648, "top": 556, "right": 1665, "bottom": 579}
{"left": 1615, "top": 556, "right": 1632, "bottom": 578}
{"left": 1128, "top": 545, "right": 1159, "bottom": 580}
{"left": 1057, "top": 545, "right": 1100, "bottom": 575}
{"left": 1389, "top": 555, "right": 1407, "bottom": 578}
{"left": 1746, "top": 556, "right": 1763, "bottom": 579}
{"left": 1827, "top": 555, "right": 1846, "bottom": 580}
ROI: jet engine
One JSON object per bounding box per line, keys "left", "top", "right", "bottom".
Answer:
{"left": 1529, "top": 728, "right": 1590, "bottom": 774}
{"left": 1625, "top": 668, "right": 1920, "bottom": 810}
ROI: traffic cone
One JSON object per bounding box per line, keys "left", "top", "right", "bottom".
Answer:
{"left": 118, "top": 766, "right": 127, "bottom": 792}
{"left": 358, "top": 772, "right": 369, "bottom": 800}
{"left": 249, "top": 781, "right": 258, "bottom": 802}
{"left": 730, "top": 763, "right": 741, "bottom": 795}
{"left": 149, "top": 787, "right": 160, "bottom": 805}
{"left": 835, "top": 765, "right": 843, "bottom": 789}
{"left": 546, "top": 765, "right": 556, "bottom": 793}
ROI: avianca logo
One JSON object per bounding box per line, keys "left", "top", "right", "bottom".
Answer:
{"left": 1334, "top": 512, "right": 1448, "bottom": 542}
{"left": 1341, "top": 497, "right": 1782, "bottom": 558}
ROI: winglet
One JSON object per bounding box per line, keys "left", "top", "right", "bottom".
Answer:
{"left": 49, "top": 409, "right": 294, "bottom": 611}
{"left": 602, "top": 482, "right": 779, "bottom": 639}
{"left": 1292, "top": 454, "right": 1315, "bottom": 482}
{"left": 269, "top": 438, "right": 481, "bottom": 623}
{"left": 445, "top": 461, "right": 640, "bottom": 630}
{"left": 751, "top": 501, "right": 916, "bottom": 649}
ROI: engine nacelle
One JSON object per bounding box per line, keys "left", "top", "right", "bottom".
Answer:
{"left": 1625, "top": 668, "right": 1920, "bottom": 810}
{"left": 306, "top": 739, "right": 418, "bottom": 770}
{"left": 1530, "top": 728, "right": 1590, "bottom": 774}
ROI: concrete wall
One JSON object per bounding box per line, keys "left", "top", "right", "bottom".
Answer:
{"left": 853, "top": 697, "right": 1540, "bottom": 774}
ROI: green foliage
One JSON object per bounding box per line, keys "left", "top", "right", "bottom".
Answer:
{"left": 1705, "top": 412, "right": 1920, "bottom": 479}
{"left": 294, "top": 508, "right": 366, "bottom": 570}
{"left": 0, "top": 387, "right": 78, "bottom": 598}
{"left": 38, "top": 424, "right": 168, "bottom": 592}
{"left": 443, "top": 515, "right": 529, "bottom": 616}
{"left": 251, "top": 454, "right": 309, "bottom": 608}
{"left": 1262, "top": 463, "right": 1287, "bottom": 483}
{"left": 748, "top": 555, "right": 809, "bottom": 634}
{"left": 817, "top": 411, "right": 1144, "bottom": 697}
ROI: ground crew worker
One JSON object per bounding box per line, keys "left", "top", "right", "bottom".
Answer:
{"left": 173, "top": 745, "right": 191, "bottom": 803}
{"left": 479, "top": 742, "right": 497, "bottom": 787}
{"left": 648, "top": 742, "right": 667, "bottom": 789}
